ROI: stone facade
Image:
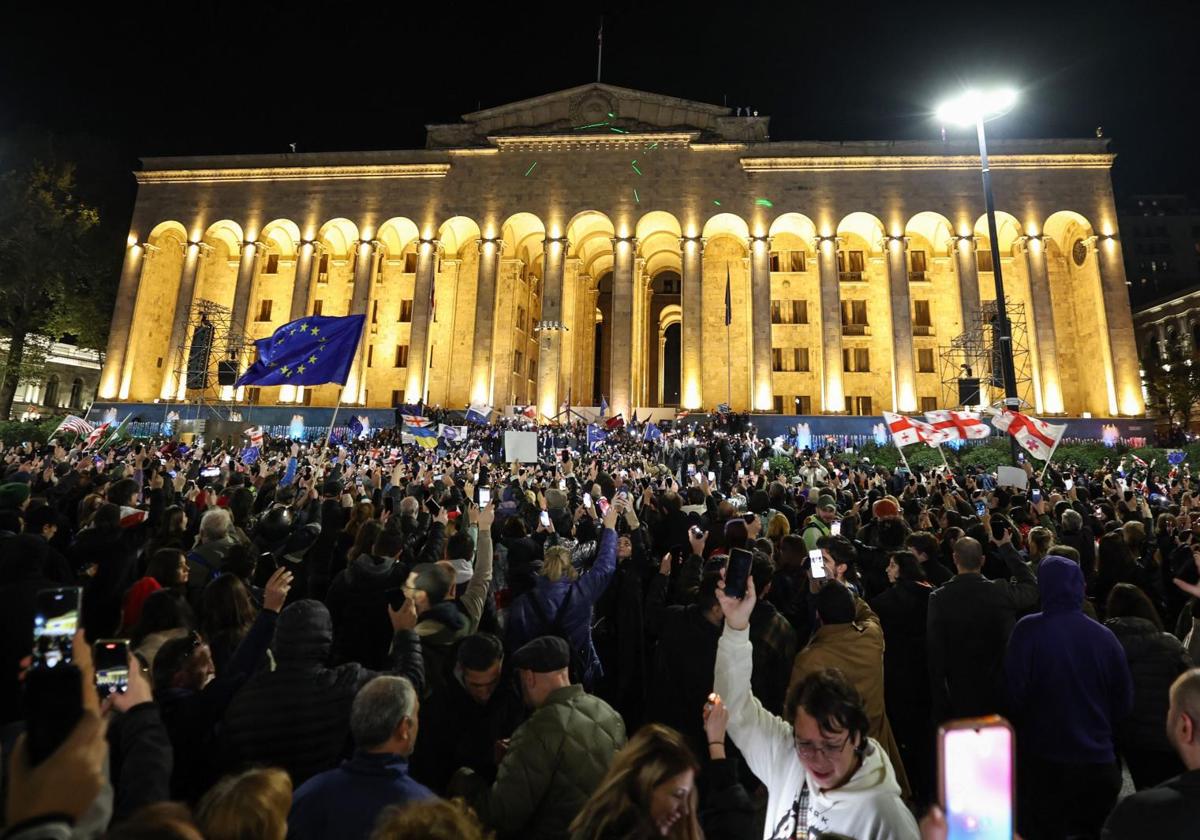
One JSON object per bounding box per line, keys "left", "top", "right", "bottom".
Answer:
{"left": 4, "top": 338, "right": 100, "bottom": 420}
{"left": 99, "top": 83, "right": 1145, "bottom": 420}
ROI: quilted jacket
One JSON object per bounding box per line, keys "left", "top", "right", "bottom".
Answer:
{"left": 450, "top": 684, "right": 626, "bottom": 840}
{"left": 1104, "top": 615, "right": 1193, "bottom": 753}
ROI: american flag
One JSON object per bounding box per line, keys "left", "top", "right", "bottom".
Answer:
{"left": 52, "top": 415, "right": 94, "bottom": 438}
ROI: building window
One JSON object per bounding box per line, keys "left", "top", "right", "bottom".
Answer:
{"left": 391, "top": 390, "right": 403, "bottom": 406}
{"left": 771, "top": 300, "right": 783, "bottom": 323}
{"left": 920, "top": 396, "right": 938, "bottom": 412}
{"left": 394, "top": 345, "right": 409, "bottom": 368}
{"left": 912, "top": 299, "right": 934, "bottom": 335}
{"left": 843, "top": 347, "right": 870, "bottom": 372}
{"left": 303, "top": 388, "right": 313, "bottom": 406}
{"left": 42, "top": 375, "right": 59, "bottom": 407}
{"left": 770, "top": 251, "right": 807, "bottom": 272}
{"left": 256, "top": 299, "right": 273, "bottom": 322}
{"left": 371, "top": 300, "right": 379, "bottom": 324}
{"left": 838, "top": 250, "right": 865, "bottom": 281}
{"left": 976, "top": 250, "right": 994, "bottom": 273}
{"left": 795, "top": 395, "right": 812, "bottom": 414}
{"left": 841, "top": 300, "right": 869, "bottom": 335}
{"left": 792, "top": 300, "right": 808, "bottom": 324}
{"left": 773, "top": 395, "right": 784, "bottom": 413}
{"left": 772, "top": 348, "right": 784, "bottom": 371}
{"left": 659, "top": 276, "right": 680, "bottom": 294}
{"left": 516, "top": 306, "right": 527, "bottom": 332}
{"left": 917, "top": 348, "right": 936, "bottom": 373}
{"left": 399, "top": 300, "right": 413, "bottom": 322}
{"left": 793, "top": 348, "right": 810, "bottom": 372}
{"left": 367, "top": 345, "right": 374, "bottom": 367}
{"left": 264, "top": 254, "right": 280, "bottom": 274}
{"left": 317, "top": 253, "right": 330, "bottom": 283}
{"left": 69, "top": 378, "right": 83, "bottom": 410}
{"left": 845, "top": 395, "right": 873, "bottom": 415}
{"left": 909, "top": 250, "right": 927, "bottom": 280}
{"left": 312, "top": 299, "right": 323, "bottom": 316}
{"left": 529, "top": 359, "right": 537, "bottom": 382}
{"left": 245, "top": 387, "right": 261, "bottom": 405}
{"left": 513, "top": 350, "right": 524, "bottom": 374}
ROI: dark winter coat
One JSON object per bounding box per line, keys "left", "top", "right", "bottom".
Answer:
{"left": 872, "top": 578, "right": 935, "bottom": 719}
{"left": 289, "top": 751, "right": 434, "bottom": 840}
{"left": 326, "top": 552, "right": 408, "bottom": 669}
{"left": 221, "top": 599, "right": 423, "bottom": 786}
{"left": 1104, "top": 615, "right": 1193, "bottom": 755}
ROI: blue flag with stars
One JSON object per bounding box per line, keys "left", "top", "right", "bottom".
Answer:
{"left": 235, "top": 315, "right": 365, "bottom": 387}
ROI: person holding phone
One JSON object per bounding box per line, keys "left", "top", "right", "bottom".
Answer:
{"left": 712, "top": 574, "right": 919, "bottom": 840}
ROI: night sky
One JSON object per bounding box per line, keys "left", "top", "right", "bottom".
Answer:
{"left": 1, "top": 1, "right": 1197, "bottom": 246}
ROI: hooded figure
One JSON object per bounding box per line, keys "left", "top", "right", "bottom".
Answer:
{"left": 1005, "top": 556, "right": 1134, "bottom": 839}
{"left": 221, "top": 599, "right": 424, "bottom": 786}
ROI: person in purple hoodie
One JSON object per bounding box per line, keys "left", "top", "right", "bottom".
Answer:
{"left": 1005, "top": 555, "right": 1134, "bottom": 840}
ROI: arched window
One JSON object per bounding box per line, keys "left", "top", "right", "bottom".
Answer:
{"left": 69, "top": 378, "right": 84, "bottom": 410}
{"left": 42, "top": 375, "right": 60, "bottom": 407}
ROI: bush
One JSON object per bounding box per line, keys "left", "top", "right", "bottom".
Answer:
{"left": 764, "top": 454, "right": 797, "bottom": 478}
{"left": 1050, "top": 443, "right": 1112, "bottom": 473}
{"left": 959, "top": 439, "right": 1013, "bottom": 471}
{"left": 0, "top": 417, "right": 63, "bottom": 446}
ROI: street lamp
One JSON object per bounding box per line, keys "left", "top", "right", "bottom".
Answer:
{"left": 937, "top": 87, "right": 1021, "bottom": 462}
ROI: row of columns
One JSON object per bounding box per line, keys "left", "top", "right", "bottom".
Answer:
{"left": 99, "top": 226, "right": 1144, "bottom": 419}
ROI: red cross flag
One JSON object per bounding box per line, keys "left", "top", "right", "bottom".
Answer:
{"left": 990, "top": 409, "right": 1066, "bottom": 460}
{"left": 925, "top": 410, "right": 992, "bottom": 441}
{"left": 245, "top": 426, "right": 264, "bottom": 448}
{"left": 883, "top": 411, "right": 942, "bottom": 447}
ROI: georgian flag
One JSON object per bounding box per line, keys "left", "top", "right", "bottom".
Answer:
{"left": 882, "top": 411, "right": 950, "bottom": 447}
{"left": 924, "top": 410, "right": 992, "bottom": 441}
{"left": 520, "top": 405, "right": 537, "bottom": 420}
{"left": 400, "top": 410, "right": 432, "bottom": 428}
{"left": 990, "top": 409, "right": 1066, "bottom": 459}
{"left": 83, "top": 422, "right": 111, "bottom": 450}
{"left": 245, "top": 426, "right": 264, "bottom": 448}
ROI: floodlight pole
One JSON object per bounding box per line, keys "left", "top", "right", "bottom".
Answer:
{"left": 975, "top": 116, "right": 1021, "bottom": 465}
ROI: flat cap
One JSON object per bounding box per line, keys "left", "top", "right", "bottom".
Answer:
{"left": 510, "top": 636, "right": 570, "bottom": 674}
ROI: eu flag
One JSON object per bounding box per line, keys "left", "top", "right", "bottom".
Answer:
{"left": 235, "top": 315, "right": 365, "bottom": 387}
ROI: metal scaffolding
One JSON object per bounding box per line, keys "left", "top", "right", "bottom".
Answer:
{"left": 939, "top": 300, "right": 1034, "bottom": 410}
{"left": 165, "top": 299, "right": 250, "bottom": 421}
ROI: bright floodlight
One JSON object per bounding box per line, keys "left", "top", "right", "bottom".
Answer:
{"left": 936, "top": 88, "right": 1018, "bottom": 126}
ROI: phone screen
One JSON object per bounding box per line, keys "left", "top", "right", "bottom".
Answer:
{"left": 1064, "top": 478, "right": 1074, "bottom": 491}
{"left": 93, "top": 639, "right": 130, "bottom": 698}
{"left": 201, "top": 466, "right": 220, "bottom": 478}
{"left": 975, "top": 500, "right": 987, "bottom": 518}
{"left": 707, "top": 471, "right": 715, "bottom": 483}
{"left": 33, "top": 588, "right": 81, "bottom": 669}
{"left": 725, "top": 548, "right": 754, "bottom": 598}
{"left": 584, "top": 492, "right": 593, "bottom": 509}
{"left": 478, "top": 488, "right": 491, "bottom": 508}
{"left": 830, "top": 520, "right": 842, "bottom": 537}
{"left": 941, "top": 720, "right": 1014, "bottom": 840}
{"left": 1031, "top": 489, "right": 1041, "bottom": 503}
{"left": 539, "top": 510, "right": 551, "bottom": 528}
{"left": 597, "top": 497, "right": 611, "bottom": 517}
{"left": 687, "top": 464, "right": 696, "bottom": 476}
{"left": 737, "top": 468, "right": 745, "bottom": 478}
{"left": 809, "top": 548, "right": 827, "bottom": 579}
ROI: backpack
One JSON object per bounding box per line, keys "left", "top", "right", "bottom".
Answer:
{"left": 526, "top": 586, "right": 590, "bottom": 684}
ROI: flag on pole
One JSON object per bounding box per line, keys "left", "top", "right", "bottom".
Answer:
{"left": 519, "top": 405, "right": 537, "bottom": 420}
{"left": 675, "top": 409, "right": 690, "bottom": 420}
{"left": 587, "top": 424, "right": 608, "bottom": 450}
{"left": 439, "top": 424, "right": 467, "bottom": 442}
{"left": 643, "top": 423, "right": 663, "bottom": 442}
{"left": 1130, "top": 454, "right": 1148, "bottom": 469}
{"left": 882, "top": 411, "right": 947, "bottom": 447}
{"left": 605, "top": 414, "right": 625, "bottom": 431}
{"left": 924, "top": 410, "right": 991, "bottom": 441}
{"left": 235, "top": 314, "right": 365, "bottom": 387}
{"left": 631, "top": 409, "right": 639, "bottom": 426}
{"left": 599, "top": 395, "right": 608, "bottom": 418}
{"left": 83, "top": 422, "right": 111, "bottom": 450}
{"left": 400, "top": 408, "right": 432, "bottom": 427}
{"left": 240, "top": 446, "right": 260, "bottom": 465}
{"left": 245, "top": 426, "right": 264, "bottom": 448}
{"left": 989, "top": 408, "right": 1067, "bottom": 460}
{"left": 98, "top": 414, "right": 133, "bottom": 452}
{"left": 724, "top": 264, "right": 732, "bottom": 327}
{"left": 465, "top": 404, "right": 492, "bottom": 425}
{"left": 52, "top": 415, "right": 94, "bottom": 438}
{"left": 347, "top": 416, "right": 370, "bottom": 440}
{"left": 280, "top": 456, "right": 298, "bottom": 487}
{"left": 403, "top": 423, "right": 439, "bottom": 449}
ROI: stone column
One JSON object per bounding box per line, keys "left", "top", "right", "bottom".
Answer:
{"left": 288, "top": 240, "right": 317, "bottom": 322}
{"left": 98, "top": 240, "right": 149, "bottom": 399}
{"left": 404, "top": 238, "right": 440, "bottom": 403}
{"left": 1023, "top": 237, "right": 1064, "bottom": 414}
{"left": 344, "top": 239, "right": 378, "bottom": 404}
{"left": 680, "top": 236, "right": 704, "bottom": 409}
{"left": 558, "top": 258, "right": 580, "bottom": 405}
{"left": 228, "top": 240, "right": 261, "bottom": 349}
{"left": 815, "top": 236, "right": 844, "bottom": 412}
{"left": 749, "top": 235, "right": 773, "bottom": 411}
{"left": 610, "top": 236, "right": 636, "bottom": 419}
{"left": 1088, "top": 238, "right": 1139, "bottom": 416}
{"left": 470, "top": 238, "right": 503, "bottom": 407}
{"left": 536, "top": 236, "right": 569, "bottom": 419}
{"left": 160, "top": 241, "right": 204, "bottom": 400}
{"left": 886, "top": 236, "right": 917, "bottom": 412}
{"left": 954, "top": 236, "right": 982, "bottom": 335}
{"left": 1179, "top": 315, "right": 1194, "bottom": 357}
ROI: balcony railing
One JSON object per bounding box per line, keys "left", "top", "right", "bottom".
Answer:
{"left": 842, "top": 323, "right": 871, "bottom": 336}
{"left": 912, "top": 324, "right": 935, "bottom": 336}
{"left": 909, "top": 271, "right": 928, "bottom": 282}
{"left": 839, "top": 271, "right": 864, "bottom": 282}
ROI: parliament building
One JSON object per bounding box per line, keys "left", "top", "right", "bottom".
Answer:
{"left": 98, "top": 83, "right": 1145, "bottom": 423}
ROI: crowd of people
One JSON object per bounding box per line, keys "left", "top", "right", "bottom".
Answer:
{"left": 0, "top": 414, "right": 1199, "bottom": 840}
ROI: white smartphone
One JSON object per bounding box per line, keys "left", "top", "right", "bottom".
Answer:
{"left": 808, "top": 549, "right": 826, "bottom": 579}
{"left": 539, "top": 510, "right": 551, "bottom": 528}
{"left": 478, "top": 487, "right": 491, "bottom": 508}
{"left": 707, "top": 471, "right": 715, "bottom": 483}
{"left": 1064, "top": 478, "right": 1074, "bottom": 491}
{"left": 584, "top": 492, "right": 593, "bottom": 508}
{"left": 939, "top": 717, "right": 1015, "bottom": 840}
{"left": 831, "top": 520, "right": 842, "bottom": 537}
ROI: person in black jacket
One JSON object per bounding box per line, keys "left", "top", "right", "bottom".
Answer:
{"left": 326, "top": 528, "right": 409, "bottom": 669}
{"left": 872, "top": 549, "right": 936, "bottom": 804}
{"left": 927, "top": 532, "right": 1038, "bottom": 722}
{"left": 103, "top": 650, "right": 173, "bottom": 823}
{"left": 220, "top": 593, "right": 424, "bottom": 786}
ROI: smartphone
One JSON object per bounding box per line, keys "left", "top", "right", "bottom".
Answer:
{"left": 707, "top": 471, "right": 715, "bottom": 483}
{"left": 689, "top": 525, "right": 704, "bottom": 541}
{"left": 33, "top": 587, "right": 81, "bottom": 669}
{"left": 725, "top": 548, "right": 754, "bottom": 599}
{"left": 424, "top": 497, "right": 442, "bottom": 516}
{"left": 558, "top": 479, "right": 566, "bottom": 490}
{"left": 809, "top": 548, "right": 827, "bottom": 580}
{"left": 831, "top": 520, "right": 842, "bottom": 537}
{"left": 584, "top": 492, "right": 593, "bottom": 509}
{"left": 687, "top": 464, "right": 696, "bottom": 476}
{"left": 939, "top": 716, "right": 1015, "bottom": 840}
{"left": 478, "top": 487, "right": 491, "bottom": 508}
{"left": 168, "top": 470, "right": 177, "bottom": 479}
{"left": 27, "top": 588, "right": 84, "bottom": 766}
{"left": 1031, "top": 489, "right": 1041, "bottom": 503}
{"left": 93, "top": 639, "right": 130, "bottom": 699}
{"left": 597, "top": 497, "right": 611, "bottom": 517}
{"left": 1064, "top": 478, "right": 1074, "bottom": 491}
{"left": 539, "top": 510, "right": 551, "bottom": 528}
{"left": 201, "top": 466, "right": 220, "bottom": 478}
{"left": 383, "top": 496, "right": 394, "bottom": 514}
{"left": 737, "top": 468, "right": 745, "bottom": 478}
{"left": 975, "top": 500, "right": 987, "bottom": 518}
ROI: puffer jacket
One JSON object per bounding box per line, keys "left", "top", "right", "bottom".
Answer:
{"left": 505, "top": 528, "right": 617, "bottom": 689}
{"left": 220, "top": 599, "right": 423, "bottom": 786}
{"left": 326, "top": 552, "right": 409, "bottom": 669}
{"left": 450, "top": 684, "right": 626, "bottom": 840}
{"left": 1104, "top": 615, "right": 1193, "bottom": 753}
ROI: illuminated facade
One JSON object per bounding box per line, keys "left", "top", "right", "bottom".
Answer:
{"left": 99, "top": 83, "right": 1144, "bottom": 419}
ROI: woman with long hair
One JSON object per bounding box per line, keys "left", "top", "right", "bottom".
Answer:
{"left": 195, "top": 767, "right": 292, "bottom": 840}
{"left": 131, "top": 588, "right": 195, "bottom": 675}
{"left": 120, "top": 548, "right": 191, "bottom": 634}
{"left": 335, "top": 501, "right": 376, "bottom": 578}
{"left": 200, "top": 574, "right": 259, "bottom": 674}
{"left": 766, "top": 512, "right": 790, "bottom": 555}
{"left": 570, "top": 723, "right": 701, "bottom": 840}
{"left": 1093, "top": 531, "right": 1143, "bottom": 616}
{"left": 147, "top": 505, "right": 190, "bottom": 559}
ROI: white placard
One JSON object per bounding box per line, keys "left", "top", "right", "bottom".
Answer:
{"left": 996, "top": 465, "right": 1029, "bottom": 490}
{"left": 503, "top": 431, "right": 538, "bottom": 463}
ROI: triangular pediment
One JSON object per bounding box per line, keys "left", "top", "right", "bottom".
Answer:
{"left": 425, "top": 83, "right": 768, "bottom": 148}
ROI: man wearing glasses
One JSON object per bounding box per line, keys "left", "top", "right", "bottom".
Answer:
{"left": 713, "top": 574, "right": 917, "bottom": 840}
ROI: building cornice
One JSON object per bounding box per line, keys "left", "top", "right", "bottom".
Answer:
{"left": 741, "top": 154, "right": 1115, "bottom": 173}
{"left": 487, "top": 132, "right": 698, "bottom": 151}
{"left": 135, "top": 163, "right": 451, "bottom": 184}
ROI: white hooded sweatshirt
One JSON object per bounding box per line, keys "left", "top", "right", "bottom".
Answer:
{"left": 714, "top": 624, "right": 919, "bottom": 840}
